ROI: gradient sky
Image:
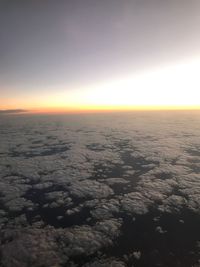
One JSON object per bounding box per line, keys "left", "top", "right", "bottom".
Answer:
{"left": 1, "top": 0, "right": 200, "bottom": 111}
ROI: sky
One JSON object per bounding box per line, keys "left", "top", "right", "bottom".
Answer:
{"left": 1, "top": 0, "right": 200, "bottom": 112}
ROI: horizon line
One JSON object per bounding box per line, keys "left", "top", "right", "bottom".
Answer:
{"left": 1, "top": 106, "right": 200, "bottom": 115}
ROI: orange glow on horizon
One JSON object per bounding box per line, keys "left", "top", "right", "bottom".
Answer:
{"left": 1, "top": 105, "right": 199, "bottom": 115}
{"left": 1, "top": 58, "right": 200, "bottom": 114}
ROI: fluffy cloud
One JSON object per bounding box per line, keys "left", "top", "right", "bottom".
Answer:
{"left": 1, "top": 112, "right": 200, "bottom": 266}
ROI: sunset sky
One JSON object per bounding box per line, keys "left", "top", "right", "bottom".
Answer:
{"left": 1, "top": 0, "right": 200, "bottom": 112}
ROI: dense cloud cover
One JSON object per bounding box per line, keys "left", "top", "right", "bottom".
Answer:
{"left": 0, "top": 112, "right": 200, "bottom": 267}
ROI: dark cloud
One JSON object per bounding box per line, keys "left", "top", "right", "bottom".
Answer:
{"left": 0, "top": 109, "right": 28, "bottom": 114}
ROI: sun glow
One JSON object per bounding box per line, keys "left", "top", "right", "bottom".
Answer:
{"left": 1, "top": 59, "right": 200, "bottom": 113}
{"left": 82, "top": 59, "right": 200, "bottom": 110}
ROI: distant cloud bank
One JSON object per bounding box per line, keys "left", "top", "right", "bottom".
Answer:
{"left": 0, "top": 109, "right": 28, "bottom": 114}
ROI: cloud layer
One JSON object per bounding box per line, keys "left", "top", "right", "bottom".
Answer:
{"left": 0, "top": 111, "right": 200, "bottom": 266}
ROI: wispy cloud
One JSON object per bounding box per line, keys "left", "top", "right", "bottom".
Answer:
{"left": 0, "top": 109, "right": 28, "bottom": 114}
